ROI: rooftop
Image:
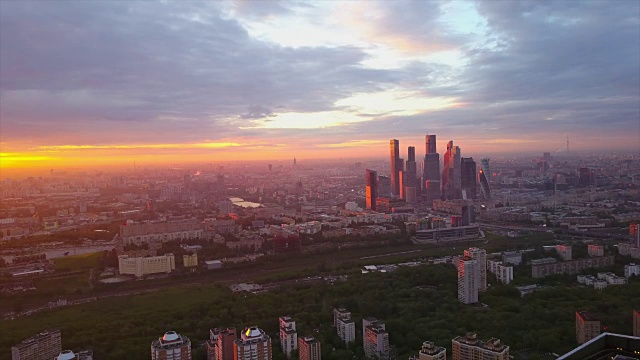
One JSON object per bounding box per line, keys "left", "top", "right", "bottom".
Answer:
{"left": 577, "top": 311, "right": 599, "bottom": 321}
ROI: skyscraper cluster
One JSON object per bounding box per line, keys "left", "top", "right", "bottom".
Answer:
{"left": 365, "top": 134, "right": 491, "bottom": 211}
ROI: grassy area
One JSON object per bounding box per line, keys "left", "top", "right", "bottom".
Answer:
{"left": 53, "top": 252, "right": 103, "bottom": 272}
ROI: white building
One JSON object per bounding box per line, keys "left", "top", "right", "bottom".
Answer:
{"left": 464, "top": 248, "right": 486, "bottom": 291}
{"left": 458, "top": 257, "right": 479, "bottom": 304}
{"left": 501, "top": 251, "right": 522, "bottom": 266}
{"left": 625, "top": 263, "right": 640, "bottom": 278}
{"left": 487, "top": 260, "right": 501, "bottom": 274}
{"left": 336, "top": 318, "right": 355, "bottom": 344}
{"left": 118, "top": 254, "right": 175, "bottom": 278}
{"left": 279, "top": 317, "right": 297, "bottom": 359}
{"left": 495, "top": 264, "right": 514, "bottom": 284}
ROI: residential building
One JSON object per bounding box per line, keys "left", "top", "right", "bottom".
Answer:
{"left": 366, "top": 170, "right": 378, "bottom": 211}
{"left": 206, "top": 328, "right": 236, "bottom": 360}
{"left": 118, "top": 253, "right": 175, "bottom": 277}
{"left": 119, "top": 220, "right": 203, "bottom": 245}
{"left": 151, "top": 331, "right": 192, "bottom": 360}
{"left": 11, "top": 329, "right": 62, "bottom": 360}
{"left": 413, "top": 341, "right": 446, "bottom": 360}
{"left": 588, "top": 245, "right": 604, "bottom": 257}
{"left": 531, "top": 256, "right": 615, "bottom": 278}
{"left": 458, "top": 257, "right": 479, "bottom": 304}
{"left": 279, "top": 316, "right": 297, "bottom": 359}
{"left": 556, "top": 245, "right": 573, "bottom": 261}
{"left": 451, "top": 333, "right": 509, "bottom": 360}
{"left": 333, "top": 308, "right": 351, "bottom": 326}
{"left": 234, "top": 327, "right": 272, "bottom": 360}
{"left": 54, "top": 350, "right": 93, "bottom": 360}
{"left": 634, "top": 309, "right": 640, "bottom": 337}
{"left": 463, "top": 247, "right": 487, "bottom": 291}
{"left": 336, "top": 317, "right": 355, "bottom": 344}
{"left": 495, "top": 264, "right": 514, "bottom": 284}
{"left": 624, "top": 263, "right": 640, "bottom": 278}
{"left": 576, "top": 311, "right": 601, "bottom": 344}
{"left": 364, "top": 322, "right": 389, "bottom": 360}
{"left": 298, "top": 336, "right": 321, "bottom": 360}
{"left": 502, "top": 251, "right": 522, "bottom": 266}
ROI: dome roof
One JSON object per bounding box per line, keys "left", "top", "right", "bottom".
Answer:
{"left": 244, "top": 327, "right": 262, "bottom": 338}
{"left": 57, "top": 350, "right": 75, "bottom": 360}
{"left": 162, "top": 331, "right": 180, "bottom": 342}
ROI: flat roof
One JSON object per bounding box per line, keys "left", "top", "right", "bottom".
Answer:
{"left": 577, "top": 310, "right": 599, "bottom": 321}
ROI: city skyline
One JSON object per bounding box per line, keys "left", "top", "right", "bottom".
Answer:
{"left": 1, "top": 1, "right": 639, "bottom": 173}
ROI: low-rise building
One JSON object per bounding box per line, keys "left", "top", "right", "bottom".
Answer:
{"left": 624, "top": 263, "right": 640, "bottom": 278}
{"left": 531, "top": 256, "right": 615, "bottom": 278}
{"left": 118, "top": 253, "right": 175, "bottom": 277}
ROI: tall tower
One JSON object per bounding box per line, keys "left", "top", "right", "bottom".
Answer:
{"left": 390, "top": 140, "right": 400, "bottom": 196}
{"left": 422, "top": 134, "right": 440, "bottom": 206}
{"left": 457, "top": 257, "right": 479, "bottom": 304}
{"left": 405, "top": 147, "right": 417, "bottom": 203}
{"left": 460, "top": 157, "right": 477, "bottom": 200}
{"left": 442, "top": 141, "right": 461, "bottom": 200}
{"left": 479, "top": 158, "right": 491, "bottom": 200}
{"left": 366, "top": 169, "right": 378, "bottom": 210}
{"left": 279, "top": 317, "right": 297, "bottom": 359}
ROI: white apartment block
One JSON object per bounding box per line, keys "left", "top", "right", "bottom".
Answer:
{"left": 119, "top": 253, "right": 175, "bottom": 277}
{"left": 487, "top": 260, "right": 501, "bottom": 274}
{"left": 279, "top": 317, "right": 297, "bottom": 359}
{"left": 458, "top": 257, "right": 479, "bottom": 304}
{"left": 336, "top": 318, "right": 355, "bottom": 344}
{"left": 625, "top": 263, "right": 640, "bottom": 278}
{"left": 464, "top": 248, "right": 486, "bottom": 291}
{"left": 495, "top": 265, "right": 513, "bottom": 285}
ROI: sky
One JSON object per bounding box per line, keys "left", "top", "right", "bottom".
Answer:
{"left": 1, "top": 0, "right": 639, "bottom": 172}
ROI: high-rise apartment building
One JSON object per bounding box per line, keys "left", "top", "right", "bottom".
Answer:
{"left": 576, "top": 311, "right": 601, "bottom": 344}
{"left": 464, "top": 248, "right": 487, "bottom": 291}
{"left": 11, "top": 329, "right": 62, "bottom": 360}
{"left": 234, "top": 327, "right": 272, "bottom": 360}
{"left": 279, "top": 316, "right": 298, "bottom": 359}
{"left": 364, "top": 322, "right": 389, "bottom": 360}
{"left": 390, "top": 140, "right": 400, "bottom": 196}
{"left": 460, "top": 157, "right": 477, "bottom": 200}
{"left": 458, "top": 257, "right": 479, "bottom": 304}
{"left": 588, "top": 245, "right": 604, "bottom": 257}
{"left": 452, "top": 333, "right": 509, "bottom": 360}
{"left": 479, "top": 158, "right": 491, "bottom": 200}
{"left": 413, "top": 341, "right": 446, "bottom": 360}
{"left": 118, "top": 253, "right": 176, "bottom": 277}
{"left": 334, "top": 308, "right": 355, "bottom": 344}
{"left": 298, "top": 336, "right": 321, "bottom": 360}
{"left": 207, "top": 328, "right": 236, "bottom": 360}
{"left": 151, "top": 331, "right": 192, "bottom": 360}
{"left": 634, "top": 309, "right": 640, "bottom": 337}
{"left": 365, "top": 170, "right": 378, "bottom": 211}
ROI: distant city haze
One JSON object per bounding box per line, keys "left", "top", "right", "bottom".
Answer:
{"left": 0, "top": 1, "right": 638, "bottom": 175}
